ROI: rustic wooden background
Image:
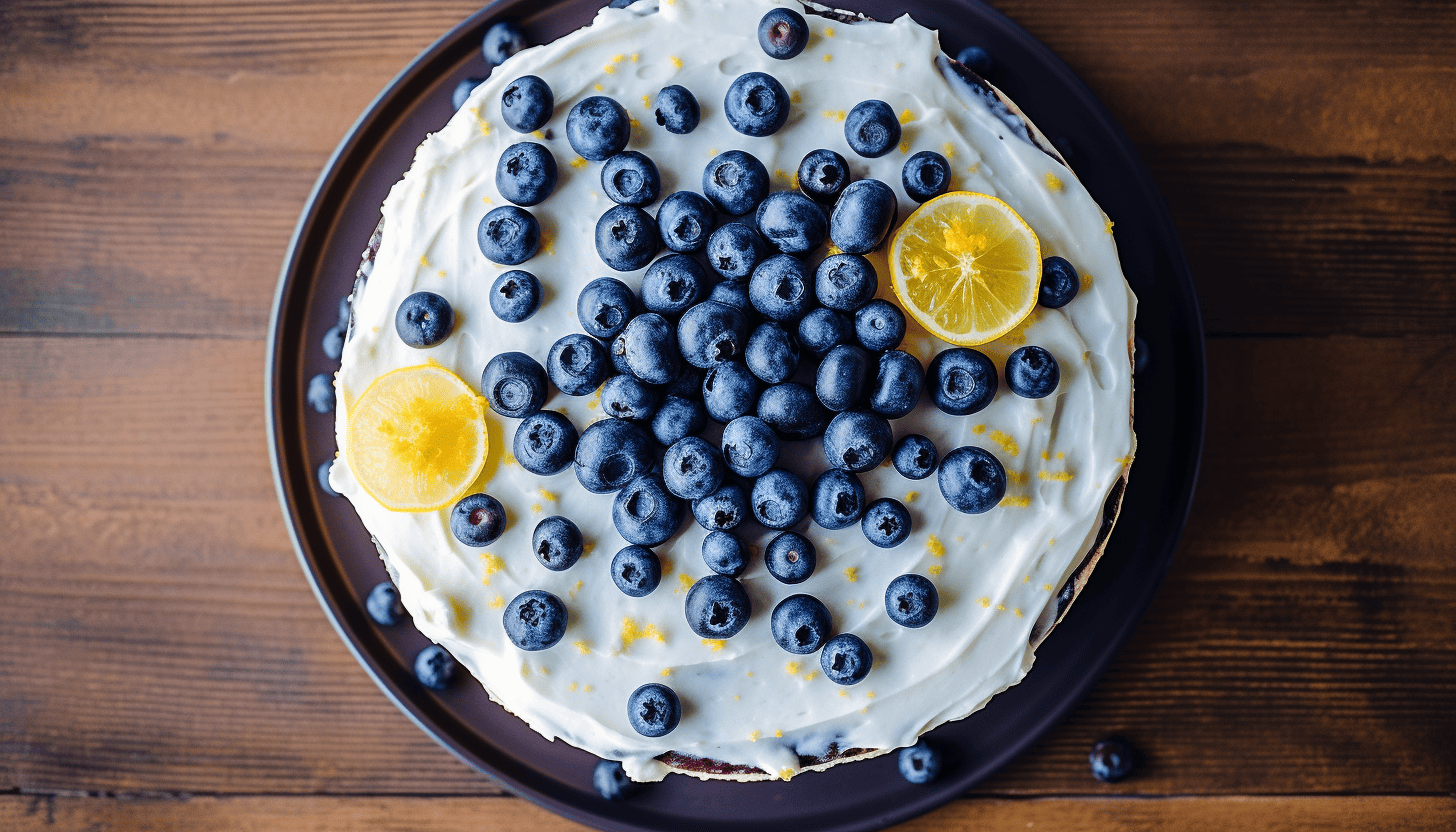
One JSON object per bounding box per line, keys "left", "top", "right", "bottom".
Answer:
{"left": 2, "top": 0, "right": 1454, "bottom": 829}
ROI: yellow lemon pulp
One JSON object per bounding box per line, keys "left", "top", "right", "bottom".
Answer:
{"left": 889, "top": 191, "right": 1042, "bottom": 346}
{"left": 345, "top": 364, "right": 488, "bottom": 512}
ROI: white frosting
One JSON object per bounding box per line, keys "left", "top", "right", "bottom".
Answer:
{"left": 331, "top": 0, "right": 1135, "bottom": 782}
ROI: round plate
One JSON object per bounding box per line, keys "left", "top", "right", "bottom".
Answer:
{"left": 267, "top": 2, "right": 1205, "bottom": 830}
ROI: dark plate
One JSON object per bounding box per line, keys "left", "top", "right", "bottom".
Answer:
{"left": 266, "top": 1, "right": 1205, "bottom": 830}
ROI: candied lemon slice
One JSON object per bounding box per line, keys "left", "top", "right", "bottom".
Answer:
{"left": 346, "top": 364, "right": 488, "bottom": 512}
{"left": 889, "top": 191, "right": 1042, "bottom": 346}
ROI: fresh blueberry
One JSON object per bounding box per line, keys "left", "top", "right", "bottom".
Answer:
{"left": 1006, "top": 345, "right": 1060, "bottom": 398}
{"left": 1090, "top": 738, "right": 1136, "bottom": 783}
{"left": 614, "top": 312, "right": 682, "bottom": 385}
{"left": 751, "top": 468, "right": 809, "bottom": 529}
{"left": 702, "top": 359, "right": 761, "bottom": 423}
{"left": 706, "top": 222, "right": 766, "bottom": 281}
{"left": 955, "top": 44, "right": 993, "bottom": 76}
{"left": 478, "top": 205, "right": 541, "bottom": 265}
{"left": 798, "top": 308, "right": 855, "bottom": 357}
{"left": 503, "top": 590, "right": 568, "bottom": 651}
{"left": 415, "top": 644, "right": 457, "bottom": 690}
{"left": 577, "top": 277, "right": 640, "bottom": 340}
{"left": 812, "top": 468, "right": 865, "bottom": 530}
{"left": 677, "top": 301, "right": 749, "bottom": 368}
{"left": 844, "top": 100, "right": 900, "bottom": 158}
{"left": 500, "top": 74, "right": 553, "bottom": 132}
{"left": 651, "top": 395, "right": 708, "bottom": 446}
{"left": 720, "top": 415, "right": 779, "bottom": 478}
{"left": 684, "top": 574, "right": 752, "bottom": 639}
{"left": 489, "top": 269, "right": 542, "bottom": 322}
{"left": 745, "top": 322, "right": 799, "bottom": 384}
{"left": 307, "top": 373, "right": 335, "bottom": 413}
{"left": 885, "top": 574, "right": 938, "bottom": 627}
{"left": 322, "top": 324, "right": 345, "bottom": 360}
{"left": 611, "top": 546, "right": 662, "bottom": 598}
{"left": 533, "top": 515, "right": 584, "bottom": 571}
{"left": 703, "top": 150, "right": 770, "bottom": 216}
{"left": 854, "top": 299, "right": 905, "bottom": 351}
{"left": 450, "top": 493, "right": 507, "bottom": 547}
{"left": 702, "top": 531, "right": 747, "bottom": 577}
{"left": 495, "top": 142, "right": 557, "bottom": 206}
{"left": 482, "top": 20, "right": 526, "bottom": 64}
{"left": 566, "top": 95, "right": 630, "bottom": 161}
{"left": 596, "top": 204, "right": 660, "bottom": 272}
{"left": 893, "top": 434, "right": 938, "bottom": 480}
{"left": 641, "top": 254, "right": 706, "bottom": 316}
{"left": 1040, "top": 256, "right": 1079, "bottom": 308}
{"left": 901, "top": 150, "right": 952, "bottom": 203}
{"left": 938, "top": 445, "right": 1007, "bottom": 514}
{"left": 723, "top": 72, "right": 791, "bottom": 137}
{"left": 862, "top": 497, "right": 911, "bottom": 548}
{"left": 708, "top": 280, "right": 753, "bottom": 312}
{"left": 593, "top": 759, "right": 641, "bottom": 801}
{"left": 453, "top": 77, "right": 487, "bottom": 111}
{"left": 614, "top": 473, "right": 685, "bottom": 546}
{"left": 481, "top": 351, "right": 547, "bottom": 418}
{"left": 755, "top": 191, "right": 827, "bottom": 255}
{"left": 797, "top": 148, "right": 850, "bottom": 206}
{"left": 757, "top": 7, "right": 809, "bottom": 59}
{"left": 656, "top": 191, "right": 716, "bottom": 253}
{"left": 816, "top": 344, "right": 870, "bottom": 412}
{"left": 748, "top": 255, "right": 814, "bottom": 322}
{"left": 546, "top": 333, "right": 609, "bottom": 396}
{"left": 574, "top": 418, "right": 654, "bottom": 493}
{"left": 765, "top": 531, "right": 816, "bottom": 584}
{"left": 366, "top": 581, "right": 405, "bottom": 626}
{"left": 692, "top": 482, "right": 749, "bottom": 531}
{"left": 927, "top": 348, "right": 998, "bottom": 415}
{"left": 395, "top": 291, "right": 454, "bottom": 348}
{"left": 898, "top": 740, "right": 943, "bottom": 784}
{"left": 814, "top": 254, "right": 877, "bottom": 312}
{"left": 317, "top": 460, "right": 339, "bottom": 496}
{"left": 828, "top": 179, "right": 898, "bottom": 254}
{"left": 627, "top": 682, "right": 681, "bottom": 737}
{"left": 601, "top": 373, "right": 660, "bottom": 421}
{"left": 823, "top": 411, "right": 892, "bottom": 472}
{"left": 771, "top": 594, "right": 831, "bottom": 654}
{"left": 513, "top": 410, "right": 579, "bottom": 475}
{"left": 662, "top": 436, "right": 725, "bottom": 500}
{"left": 601, "top": 151, "right": 661, "bottom": 206}
{"left": 653, "top": 84, "right": 700, "bottom": 134}
{"left": 871, "top": 350, "right": 923, "bottom": 417}
{"left": 820, "top": 633, "right": 872, "bottom": 685}
{"left": 756, "top": 382, "right": 831, "bottom": 440}
{"left": 663, "top": 364, "right": 704, "bottom": 401}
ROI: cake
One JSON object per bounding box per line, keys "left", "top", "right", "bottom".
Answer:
{"left": 330, "top": 0, "right": 1136, "bottom": 783}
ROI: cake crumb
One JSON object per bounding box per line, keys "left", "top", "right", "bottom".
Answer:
{"left": 785, "top": 662, "right": 800, "bottom": 675}
{"left": 928, "top": 565, "right": 943, "bottom": 577}
{"left": 978, "top": 597, "right": 991, "bottom": 608}
{"left": 972, "top": 424, "right": 986, "bottom": 435}
{"left": 570, "top": 156, "right": 588, "bottom": 169}
{"left": 1045, "top": 172, "right": 1064, "bottom": 192}
{"left": 701, "top": 639, "right": 726, "bottom": 651}
{"left": 573, "top": 640, "right": 591, "bottom": 655}
{"left": 843, "top": 567, "right": 858, "bottom": 583}
{"left": 749, "top": 730, "right": 761, "bottom": 742}
{"left": 489, "top": 594, "right": 505, "bottom": 609}
{"left": 926, "top": 535, "right": 944, "bottom": 557}
{"left": 989, "top": 430, "right": 1020, "bottom": 457}
{"left": 670, "top": 55, "right": 683, "bottom": 69}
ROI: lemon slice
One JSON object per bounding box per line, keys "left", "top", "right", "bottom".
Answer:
{"left": 345, "top": 364, "right": 488, "bottom": 512}
{"left": 889, "top": 191, "right": 1042, "bottom": 346}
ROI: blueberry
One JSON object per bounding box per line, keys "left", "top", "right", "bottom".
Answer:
{"left": 453, "top": 77, "right": 487, "bottom": 111}
{"left": 503, "top": 590, "right": 568, "bottom": 651}
{"left": 615, "top": 474, "right": 687, "bottom": 546}
{"left": 1040, "top": 256, "right": 1079, "bottom": 308}
{"left": 482, "top": 20, "right": 526, "bottom": 64}
{"left": 578, "top": 277, "right": 639, "bottom": 340}
{"left": 566, "top": 95, "right": 630, "bottom": 161}
{"left": 706, "top": 222, "right": 766, "bottom": 281}
{"left": 395, "top": 291, "right": 454, "bottom": 348}
{"left": 478, "top": 205, "right": 541, "bottom": 265}
{"left": 574, "top": 418, "right": 654, "bottom": 493}
{"left": 651, "top": 396, "right": 707, "bottom": 447}
{"left": 723, "top": 71, "right": 791, "bottom": 137}
{"left": 702, "top": 359, "right": 761, "bottom": 423}
{"left": 646, "top": 545, "right": 697, "bottom": 600}
{"left": 450, "top": 493, "right": 507, "bottom": 546}
{"left": 749, "top": 255, "right": 814, "bottom": 322}
{"left": 692, "top": 482, "right": 749, "bottom": 531}
{"left": 927, "top": 348, "right": 998, "bottom": 415}
{"left": 307, "top": 373, "right": 335, "bottom": 413}
{"left": 823, "top": 411, "right": 892, "bottom": 472}
{"left": 366, "top": 581, "right": 405, "bottom": 626}
{"left": 601, "top": 151, "right": 661, "bottom": 206}
{"left": 771, "top": 594, "right": 831, "bottom": 654}
{"left": 656, "top": 191, "right": 716, "bottom": 253}
{"left": 955, "top": 45, "right": 993, "bottom": 76}
{"left": 495, "top": 141, "right": 557, "bottom": 206}
{"left": 513, "top": 411, "right": 579, "bottom": 475}
{"left": 684, "top": 574, "right": 752, "bottom": 639}
{"left": 1090, "top": 738, "right": 1136, "bottom": 782}
{"left": 798, "top": 308, "right": 854, "bottom": 357}
{"left": 820, "top": 633, "right": 872, "bottom": 685}
{"left": 814, "top": 254, "right": 877, "bottom": 312}
{"left": 829, "top": 179, "right": 898, "bottom": 254}
{"left": 871, "top": 350, "right": 924, "bottom": 417}
{"left": 322, "top": 324, "right": 345, "bottom": 360}
{"left": 481, "top": 351, "right": 547, "bottom": 418}
{"left": 898, "top": 740, "right": 943, "bottom": 784}
{"left": 662, "top": 436, "right": 725, "bottom": 500}
{"left": 893, "top": 434, "right": 938, "bottom": 480}
{"left": 765, "top": 531, "right": 816, "bottom": 584}
{"left": 489, "top": 269, "right": 542, "bottom": 322}
{"left": 546, "top": 333, "right": 609, "bottom": 396}
{"left": 614, "top": 312, "right": 681, "bottom": 385}
{"left": 318, "top": 460, "right": 339, "bottom": 496}
{"left": 652, "top": 84, "right": 700, "bottom": 134}
{"left": 816, "top": 344, "right": 870, "bottom": 412}
{"left": 708, "top": 280, "right": 753, "bottom": 312}
{"left": 601, "top": 373, "right": 660, "bottom": 421}
{"left": 812, "top": 468, "right": 865, "bottom": 530}
{"left": 703, "top": 150, "right": 770, "bottom": 216}
{"left": 757, "top": 7, "right": 809, "bottom": 58}
{"left": 677, "top": 301, "right": 749, "bottom": 369}
{"left": 797, "top": 148, "right": 850, "bottom": 206}
{"left": 415, "top": 644, "right": 457, "bottom": 690}
{"left": 533, "top": 515, "right": 584, "bottom": 571}
{"left": 627, "top": 682, "right": 681, "bottom": 737}
{"left": 757, "top": 382, "right": 831, "bottom": 440}
{"left": 336, "top": 295, "right": 352, "bottom": 329}
{"left": 641, "top": 254, "right": 706, "bottom": 316}
{"left": 885, "top": 574, "right": 938, "bottom": 627}
{"left": 745, "top": 322, "right": 799, "bottom": 384}
{"left": 901, "top": 150, "right": 952, "bottom": 203}
{"left": 721, "top": 415, "right": 779, "bottom": 478}
{"left": 755, "top": 191, "right": 828, "bottom": 255}
{"left": 751, "top": 468, "right": 809, "bottom": 529}
{"left": 663, "top": 364, "right": 704, "bottom": 401}
{"left": 854, "top": 299, "right": 906, "bottom": 351}
{"left": 593, "top": 759, "right": 641, "bottom": 801}
{"left": 862, "top": 497, "right": 911, "bottom": 548}
{"left": 938, "top": 446, "right": 1007, "bottom": 514}
{"left": 702, "top": 531, "right": 747, "bottom": 577}
{"left": 1006, "top": 345, "right": 1060, "bottom": 398}
{"left": 595, "top": 204, "right": 661, "bottom": 272}
{"left": 500, "top": 74, "right": 553, "bottom": 133}
{"left": 844, "top": 100, "right": 900, "bottom": 158}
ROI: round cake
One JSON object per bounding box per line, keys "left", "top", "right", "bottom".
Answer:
{"left": 330, "top": 0, "right": 1136, "bottom": 783}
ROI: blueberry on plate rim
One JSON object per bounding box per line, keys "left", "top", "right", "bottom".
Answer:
{"left": 307, "top": 373, "right": 335, "bottom": 413}
{"left": 482, "top": 20, "right": 526, "bottom": 65}
{"left": 366, "top": 581, "right": 405, "bottom": 626}
{"left": 453, "top": 77, "right": 487, "bottom": 111}
{"left": 1089, "top": 737, "right": 1136, "bottom": 782}
{"left": 898, "top": 740, "right": 943, "bottom": 784}
{"left": 593, "top": 759, "right": 641, "bottom": 801}
{"left": 414, "top": 644, "right": 458, "bottom": 690}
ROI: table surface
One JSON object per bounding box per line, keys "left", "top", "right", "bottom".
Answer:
{"left": 2, "top": 0, "right": 1453, "bottom": 829}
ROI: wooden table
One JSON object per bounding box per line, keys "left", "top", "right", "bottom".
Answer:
{"left": 3, "top": 1, "right": 1453, "bottom": 829}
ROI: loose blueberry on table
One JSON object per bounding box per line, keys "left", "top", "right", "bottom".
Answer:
{"left": 1089, "top": 738, "right": 1136, "bottom": 782}
{"left": 481, "top": 20, "right": 526, "bottom": 65}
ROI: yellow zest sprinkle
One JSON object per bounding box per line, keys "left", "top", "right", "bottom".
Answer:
{"left": 629, "top": 118, "right": 641, "bottom": 130}
{"left": 823, "top": 54, "right": 833, "bottom": 62}
{"left": 1039, "top": 470, "right": 1075, "bottom": 482}
{"left": 894, "top": 61, "right": 904, "bottom": 69}
{"left": 570, "top": 580, "right": 583, "bottom": 599}
{"left": 978, "top": 597, "right": 991, "bottom": 608}
{"left": 521, "top": 662, "right": 532, "bottom": 677}
{"left": 1050, "top": 538, "right": 1057, "bottom": 545}
{"left": 905, "top": 491, "right": 919, "bottom": 503}
{"left": 956, "top": 536, "right": 965, "bottom": 542}
{"left": 749, "top": 730, "right": 761, "bottom": 742}
{"left": 584, "top": 684, "right": 594, "bottom": 693}
{"left": 482, "top": 195, "right": 494, "bottom": 204}
{"left": 1043, "top": 583, "right": 1055, "bottom": 592}
{"left": 708, "top": 147, "right": 720, "bottom": 156}
{"left": 631, "top": 52, "right": 640, "bottom": 62}
{"left": 899, "top": 109, "right": 915, "bottom": 124}
{"left": 1024, "top": 575, "right": 1032, "bottom": 583}
{"left": 573, "top": 640, "right": 591, "bottom": 655}
{"left": 792, "top": 171, "right": 801, "bottom": 189}
{"left": 489, "top": 594, "right": 505, "bottom": 609}
{"left": 1031, "top": 416, "right": 1043, "bottom": 426}
{"left": 419, "top": 255, "right": 430, "bottom": 268}
{"left": 1081, "top": 272, "right": 1094, "bottom": 292}
{"left": 942, "top": 142, "right": 956, "bottom": 158}
{"left": 967, "top": 162, "right": 982, "bottom": 174}
{"left": 569, "top": 681, "right": 578, "bottom": 691}
{"left": 866, "top": 691, "right": 876, "bottom": 699}
{"left": 779, "top": 767, "right": 795, "bottom": 781}
{"left": 480, "top": 122, "right": 492, "bottom": 136}
{"left": 1001, "top": 495, "right": 1032, "bottom": 508}
{"left": 531, "top": 503, "right": 543, "bottom": 513}
{"left": 747, "top": 671, "right": 754, "bottom": 677}
{"left": 670, "top": 55, "right": 683, "bottom": 69}
{"left": 927, "top": 535, "right": 944, "bottom": 556}
{"left": 839, "top": 690, "right": 849, "bottom": 698}
{"left": 480, "top": 553, "right": 504, "bottom": 585}
{"left": 734, "top": 694, "right": 741, "bottom": 700}
{"left": 587, "top": 398, "right": 599, "bottom": 410}
{"left": 676, "top": 573, "right": 694, "bottom": 593}
{"left": 570, "top": 156, "right": 588, "bottom": 169}
{"left": 1007, "top": 470, "right": 1027, "bottom": 484}
{"left": 620, "top": 617, "right": 666, "bottom": 649}
{"left": 843, "top": 567, "right": 859, "bottom": 583}
{"left": 538, "top": 666, "right": 550, "bottom": 675}
{"left": 531, "top": 130, "right": 544, "bottom": 140}
{"left": 436, "top": 270, "right": 446, "bottom": 278}
{"left": 860, "top": 707, "right": 868, "bottom": 714}
{"left": 661, "top": 668, "right": 672, "bottom": 677}
{"left": 1014, "top": 608, "right": 1024, "bottom": 618}
{"left": 928, "top": 564, "right": 943, "bottom": 577}
{"left": 786, "top": 662, "right": 800, "bottom": 675}
{"left": 642, "top": 94, "right": 653, "bottom": 109}
{"left": 824, "top": 26, "right": 836, "bottom": 36}
{"left": 612, "top": 53, "right": 626, "bottom": 64}
{"left": 826, "top": 243, "right": 842, "bottom": 255}
{"left": 1045, "top": 172, "right": 1064, "bottom": 192}
{"left": 1106, "top": 218, "right": 1116, "bottom": 234}
{"left": 775, "top": 729, "right": 783, "bottom": 738}
{"left": 594, "top": 82, "right": 604, "bottom": 91}
{"left": 972, "top": 424, "right": 986, "bottom": 435}
{"left": 859, "top": 600, "right": 866, "bottom": 609}
{"left": 701, "top": 639, "right": 726, "bottom": 651}
{"left": 996, "top": 604, "right": 1006, "bottom": 611}
{"left": 1057, "top": 451, "right": 1065, "bottom": 460}
{"left": 1117, "top": 455, "right": 1135, "bottom": 465}
{"left": 898, "top": 140, "right": 910, "bottom": 154}
{"left": 774, "top": 168, "right": 789, "bottom": 183}
{"left": 1041, "top": 450, "right": 1051, "bottom": 460}
{"left": 989, "top": 430, "right": 1020, "bottom": 457}
{"left": 583, "top": 544, "right": 595, "bottom": 557}
{"left": 802, "top": 671, "right": 818, "bottom": 681}
{"left": 821, "top": 109, "right": 846, "bottom": 122}
{"left": 539, "top": 488, "right": 558, "bottom": 501}
{"left": 1083, "top": 350, "right": 1093, "bottom": 364}
{"left": 790, "top": 90, "right": 802, "bottom": 104}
